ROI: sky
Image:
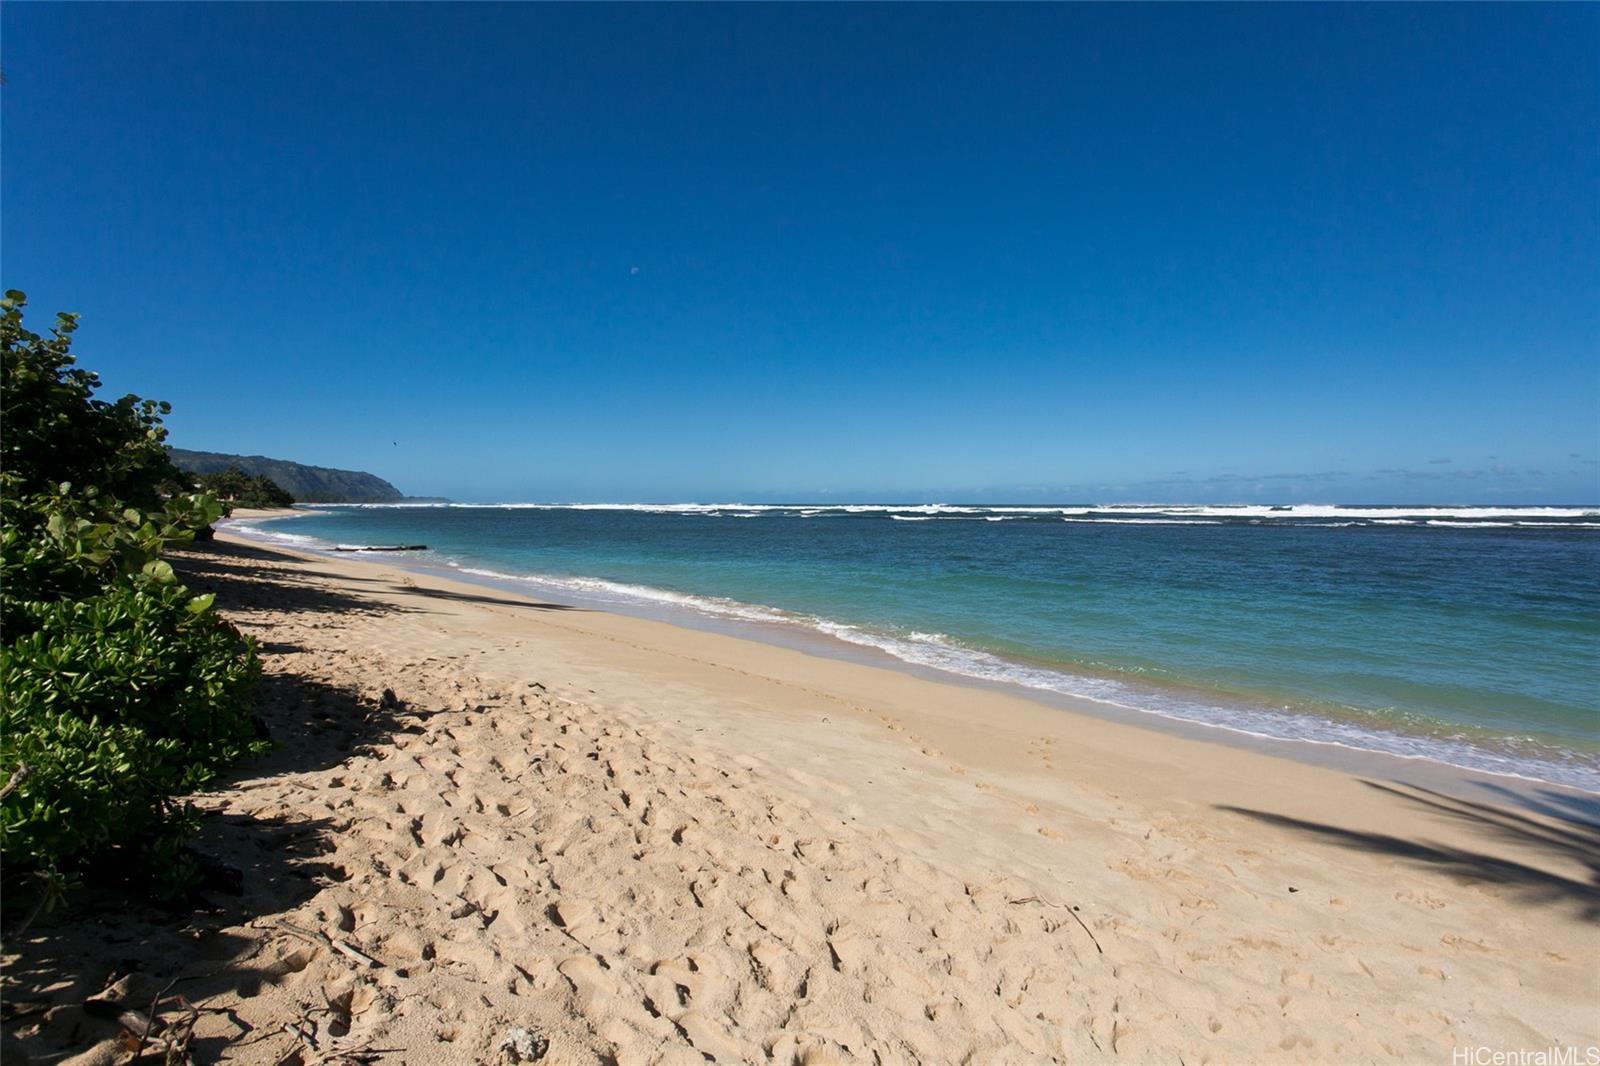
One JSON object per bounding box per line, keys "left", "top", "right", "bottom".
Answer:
{"left": 3, "top": 4, "right": 1596, "bottom": 504}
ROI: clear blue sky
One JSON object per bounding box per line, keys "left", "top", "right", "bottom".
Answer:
{"left": 3, "top": 4, "right": 1596, "bottom": 503}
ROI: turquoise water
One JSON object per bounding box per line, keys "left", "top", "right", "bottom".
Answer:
{"left": 235, "top": 503, "right": 1600, "bottom": 790}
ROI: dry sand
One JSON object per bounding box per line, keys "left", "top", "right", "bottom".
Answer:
{"left": 4, "top": 531, "right": 1596, "bottom": 1065}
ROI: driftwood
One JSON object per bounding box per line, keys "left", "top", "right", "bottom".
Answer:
{"left": 278, "top": 921, "right": 384, "bottom": 969}
{"left": 330, "top": 545, "right": 427, "bottom": 553}
{"left": 1008, "top": 896, "right": 1104, "bottom": 955}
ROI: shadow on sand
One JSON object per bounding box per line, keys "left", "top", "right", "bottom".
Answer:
{"left": 173, "top": 543, "right": 401, "bottom": 618}
{"left": 389, "top": 582, "right": 580, "bottom": 612}
{"left": 1220, "top": 780, "right": 1600, "bottom": 920}
{"left": 0, "top": 549, "right": 441, "bottom": 1062}
{"left": 176, "top": 537, "right": 582, "bottom": 617}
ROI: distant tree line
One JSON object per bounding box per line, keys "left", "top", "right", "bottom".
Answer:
{"left": 193, "top": 466, "right": 294, "bottom": 510}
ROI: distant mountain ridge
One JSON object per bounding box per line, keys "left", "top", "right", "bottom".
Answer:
{"left": 169, "top": 448, "right": 406, "bottom": 503}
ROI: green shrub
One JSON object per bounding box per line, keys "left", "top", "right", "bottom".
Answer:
{"left": 1, "top": 480, "right": 225, "bottom": 636}
{"left": 0, "top": 578, "right": 265, "bottom": 878}
{"left": 0, "top": 290, "right": 265, "bottom": 898}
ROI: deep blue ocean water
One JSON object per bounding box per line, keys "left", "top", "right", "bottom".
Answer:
{"left": 234, "top": 503, "right": 1600, "bottom": 791}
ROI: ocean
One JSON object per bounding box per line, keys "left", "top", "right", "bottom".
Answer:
{"left": 232, "top": 503, "right": 1600, "bottom": 792}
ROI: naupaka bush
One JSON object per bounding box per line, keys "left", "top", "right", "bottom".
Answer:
{"left": 0, "top": 291, "right": 266, "bottom": 899}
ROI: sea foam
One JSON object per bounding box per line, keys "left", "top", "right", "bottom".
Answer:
{"left": 302, "top": 501, "right": 1599, "bottom": 528}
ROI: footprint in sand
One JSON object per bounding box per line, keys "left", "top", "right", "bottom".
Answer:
{"left": 556, "top": 954, "right": 612, "bottom": 1013}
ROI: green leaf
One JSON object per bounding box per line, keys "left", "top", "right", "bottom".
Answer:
{"left": 185, "top": 593, "right": 215, "bottom": 615}
{"left": 141, "top": 560, "right": 175, "bottom": 585}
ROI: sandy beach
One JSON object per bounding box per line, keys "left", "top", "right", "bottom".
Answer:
{"left": 5, "top": 526, "right": 1596, "bottom": 1065}
{"left": 8, "top": 4, "right": 1595, "bottom": 1061}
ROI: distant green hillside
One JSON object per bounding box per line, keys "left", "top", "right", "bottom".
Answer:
{"left": 169, "top": 448, "right": 405, "bottom": 503}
